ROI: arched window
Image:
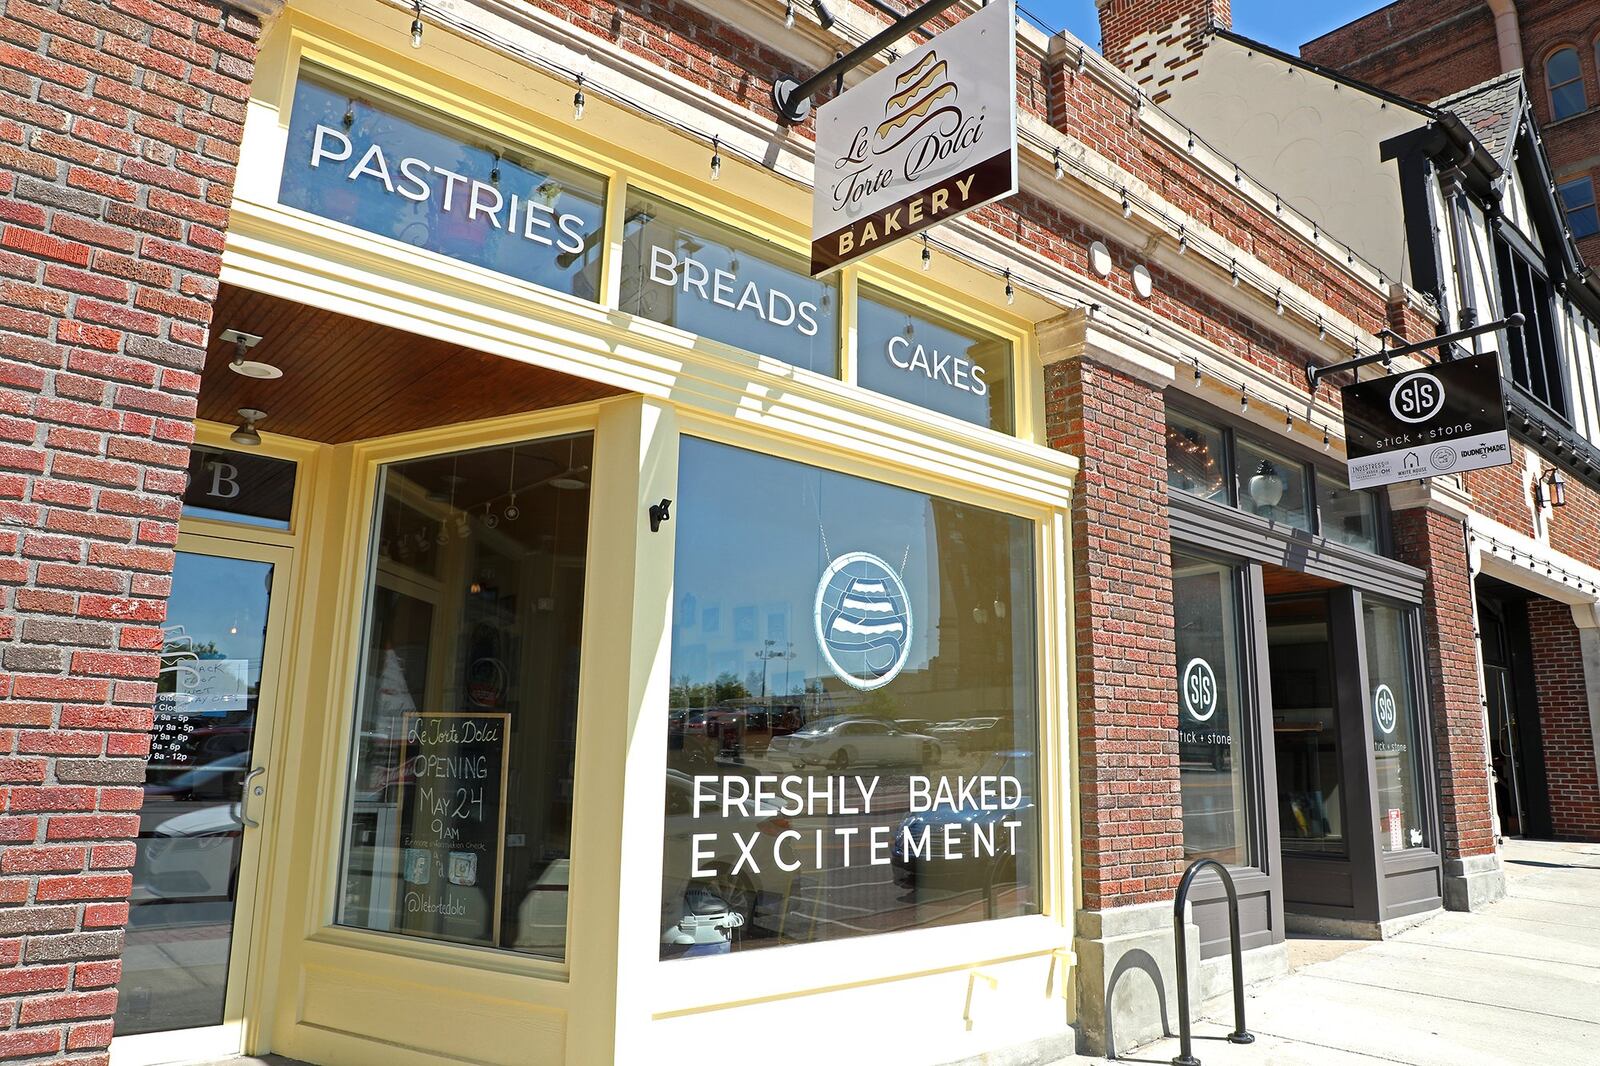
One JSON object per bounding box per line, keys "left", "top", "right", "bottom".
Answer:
{"left": 1546, "top": 47, "right": 1587, "bottom": 120}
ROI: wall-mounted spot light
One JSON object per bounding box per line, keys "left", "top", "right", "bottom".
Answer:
{"left": 231, "top": 408, "right": 266, "bottom": 447}
{"left": 810, "top": 0, "right": 836, "bottom": 31}
{"left": 1248, "top": 459, "right": 1285, "bottom": 508}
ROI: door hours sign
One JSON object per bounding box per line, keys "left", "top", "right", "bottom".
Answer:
{"left": 810, "top": 0, "right": 1018, "bottom": 275}
{"left": 1340, "top": 353, "right": 1511, "bottom": 490}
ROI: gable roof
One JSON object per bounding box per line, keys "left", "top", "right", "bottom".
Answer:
{"left": 1432, "top": 71, "right": 1525, "bottom": 170}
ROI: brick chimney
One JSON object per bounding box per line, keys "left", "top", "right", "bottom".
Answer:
{"left": 1096, "top": 0, "right": 1231, "bottom": 101}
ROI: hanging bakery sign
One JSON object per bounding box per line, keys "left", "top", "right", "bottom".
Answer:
{"left": 810, "top": 0, "right": 1018, "bottom": 275}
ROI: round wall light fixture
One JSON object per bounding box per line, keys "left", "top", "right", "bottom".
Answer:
{"left": 1088, "top": 240, "right": 1113, "bottom": 277}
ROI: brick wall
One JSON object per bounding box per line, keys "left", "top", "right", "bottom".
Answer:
{"left": 1046, "top": 357, "right": 1181, "bottom": 909}
{"left": 0, "top": 0, "right": 263, "bottom": 1057}
{"left": 1525, "top": 598, "right": 1600, "bottom": 841}
{"left": 1096, "top": 0, "right": 1230, "bottom": 101}
{"left": 1390, "top": 506, "right": 1498, "bottom": 867}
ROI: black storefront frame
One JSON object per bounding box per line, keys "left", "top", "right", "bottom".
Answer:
{"left": 1168, "top": 471, "right": 1442, "bottom": 954}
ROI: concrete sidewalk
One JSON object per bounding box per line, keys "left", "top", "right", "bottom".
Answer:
{"left": 1077, "top": 838, "right": 1600, "bottom": 1065}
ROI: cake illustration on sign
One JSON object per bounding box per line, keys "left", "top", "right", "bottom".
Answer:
{"left": 876, "top": 52, "right": 958, "bottom": 151}
{"left": 815, "top": 552, "right": 913, "bottom": 690}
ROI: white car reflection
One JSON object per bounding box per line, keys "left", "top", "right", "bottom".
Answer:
{"left": 132, "top": 804, "right": 241, "bottom": 903}
{"left": 766, "top": 715, "right": 942, "bottom": 771}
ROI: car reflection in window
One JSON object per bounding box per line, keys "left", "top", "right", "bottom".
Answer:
{"left": 765, "top": 715, "right": 943, "bottom": 772}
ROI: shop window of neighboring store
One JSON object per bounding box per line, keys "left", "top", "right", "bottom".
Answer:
{"left": 1165, "top": 410, "right": 1229, "bottom": 505}
{"left": 181, "top": 445, "right": 296, "bottom": 530}
{"left": 1172, "top": 553, "right": 1252, "bottom": 866}
{"left": 661, "top": 438, "right": 1039, "bottom": 959}
{"left": 280, "top": 70, "right": 607, "bottom": 300}
{"left": 1166, "top": 409, "right": 1379, "bottom": 551}
{"left": 856, "top": 284, "right": 1013, "bottom": 433}
{"left": 1558, "top": 177, "right": 1600, "bottom": 240}
{"left": 337, "top": 434, "right": 593, "bottom": 959}
{"left": 619, "top": 193, "right": 839, "bottom": 377}
{"left": 1315, "top": 476, "right": 1379, "bottom": 553}
{"left": 1546, "top": 47, "right": 1587, "bottom": 121}
{"left": 1235, "top": 437, "right": 1310, "bottom": 532}
{"left": 1363, "top": 599, "right": 1427, "bottom": 852}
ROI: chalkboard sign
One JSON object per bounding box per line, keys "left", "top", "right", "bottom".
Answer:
{"left": 395, "top": 712, "right": 511, "bottom": 947}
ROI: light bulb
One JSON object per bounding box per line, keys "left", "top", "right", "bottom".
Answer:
{"left": 710, "top": 139, "right": 721, "bottom": 181}
{"left": 410, "top": 3, "right": 423, "bottom": 48}
{"left": 1004, "top": 272, "right": 1015, "bottom": 305}
{"left": 921, "top": 238, "right": 931, "bottom": 270}
{"left": 785, "top": 0, "right": 794, "bottom": 27}
{"left": 573, "top": 78, "right": 586, "bottom": 120}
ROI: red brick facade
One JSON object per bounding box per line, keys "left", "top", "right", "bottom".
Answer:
{"left": 0, "top": 0, "right": 262, "bottom": 1057}
{"left": 1304, "top": 0, "right": 1600, "bottom": 267}
{"left": 1526, "top": 598, "right": 1600, "bottom": 841}
{"left": 1391, "top": 507, "right": 1498, "bottom": 864}
{"left": 1046, "top": 357, "right": 1181, "bottom": 909}
{"left": 1097, "top": 0, "right": 1230, "bottom": 102}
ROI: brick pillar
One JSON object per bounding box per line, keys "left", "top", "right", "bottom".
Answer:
{"left": 1390, "top": 505, "right": 1505, "bottom": 909}
{"left": 0, "top": 0, "right": 272, "bottom": 1058}
{"left": 1525, "top": 599, "right": 1600, "bottom": 842}
{"left": 1041, "top": 317, "right": 1183, "bottom": 1056}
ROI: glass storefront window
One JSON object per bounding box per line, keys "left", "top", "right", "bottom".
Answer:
{"left": 1166, "top": 411, "right": 1229, "bottom": 504}
{"left": 662, "top": 438, "right": 1039, "bottom": 958}
{"left": 856, "top": 284, "right": 1013, "bottom": 432}
{"left": 1268, "top": 595, "right": 1346, "bottom": 854}
{"left": 1172, "top": 553, "right": 1252, "bottom": 865}
{"left": 280, "top": 73, "right": 607, "bottom": 299}
{"left": 619, "top": 193, "right": 839, "bottom": 377}
{"left": 1364, "top": 600, "right": 1426, "bottom": 852}
{"left": 1236, "top": 437, "right": 1310, "bottom": 531}
{"left": 1317, "top": 478, "right": 1378, "bottom": 553}
{"left": 337, "top": 434, "right": 592, "bottom": 958}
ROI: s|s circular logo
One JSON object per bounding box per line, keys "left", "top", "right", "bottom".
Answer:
{"left": 1181, "top": 657, "right": 1218, "bottom": 722}
{"left": 814, "top": 552, "right": 912, "bottom": 691}
{"left": 1374, "top": 684, "right": 1398, "bottom": 735}
{"left": 1390, "top": 372, "right": 1446, "bottom": 424}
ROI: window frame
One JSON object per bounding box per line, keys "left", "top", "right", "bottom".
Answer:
{"left": 1557, "top": 176, "right": 1600, "bottom": 241}
{"left": 1358, "top": 593, "right": 1436, "bottom": 856}
{"left": 1545, "top": 45, "right": 1588, "bottom": 121}
{"left": 1164, "top": 402, "right": 1391, "bottom": 557}
{"left": 1493, "top": 226, "right": 1574, "bottom": 422}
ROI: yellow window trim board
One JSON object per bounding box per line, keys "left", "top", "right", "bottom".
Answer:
{"left": 237, "top": 3, "right": 1052, "bottom": 453}
{"left": 208, "top": 394, "right": 1076, "bottom": 1065}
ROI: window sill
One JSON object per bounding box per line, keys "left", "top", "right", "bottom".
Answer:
{"left": 649, "top": 912, "right": 1067, "bottom": 1016}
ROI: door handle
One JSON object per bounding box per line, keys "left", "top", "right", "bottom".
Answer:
{"left": 240, "top": 766, "right": 267, "bottom": 829}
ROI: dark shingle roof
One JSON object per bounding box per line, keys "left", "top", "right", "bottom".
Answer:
{"left": 1433, "top": 71, "right": 1525, "bottom": 167}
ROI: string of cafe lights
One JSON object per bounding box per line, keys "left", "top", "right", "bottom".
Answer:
{"left": 401, "top": 1, "right": 1360, "bottom": 451}
{"left": 1469, "top": 532, "right": 1600, "bottom": 597}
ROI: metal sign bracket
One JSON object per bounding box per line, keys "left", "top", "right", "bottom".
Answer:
{"left": 1305, "top": 313, "right": 1523, "bottom": 391}
{"left": 772, "top": 0, "right": 970, "bottom": 124}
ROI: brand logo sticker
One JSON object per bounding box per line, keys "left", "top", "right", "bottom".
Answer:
{"left": 1182, "top": 657, "right": 1218, "bottom": 722}
{"left": 1374, "top": 684, "right": 1398, "bottom": 735}
{"left": 814, "top": 552, "right": 912, "bottom": 690}
{"left": 1389, "top": 372, "right": 1446, "bottom": 424}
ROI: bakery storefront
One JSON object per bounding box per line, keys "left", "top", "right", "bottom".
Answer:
{"left": 1165, "top": 402, "right": 1442, "bottom": 960}
{"left": 113, "top": 6, "right": 1077, "bottom": 1066}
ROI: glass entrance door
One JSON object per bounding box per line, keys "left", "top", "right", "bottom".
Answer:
{"left": 112, "top": 533, "right": 292, "bottom": 1065}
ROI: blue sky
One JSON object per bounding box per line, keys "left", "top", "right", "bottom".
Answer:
{"left": 1038, "top": 0, "right": 1389, "bottom": 54}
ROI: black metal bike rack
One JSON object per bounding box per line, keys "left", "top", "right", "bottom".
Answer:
{"left": 1171, "top": 858, "right": 1254, "bottom": 1066}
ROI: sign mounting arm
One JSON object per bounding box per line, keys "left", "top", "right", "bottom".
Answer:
{"left": 773, "top": 0, "right": 971, "bottom": 123}
{"left": 1306, "top": 313, "right": 1523, "bottom": 391}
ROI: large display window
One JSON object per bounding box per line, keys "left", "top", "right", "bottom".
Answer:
{"left": 1172, "top": 553, "right": 1252, "bottom": 865}
{"left": 856, "top": 284, "right": 1013, "bottom": 433}
{"left": 336, "top": 434, "right": 592, "bottom": 958}
{"left": 661, "top": 438, "right": 1040, "bottom": 958}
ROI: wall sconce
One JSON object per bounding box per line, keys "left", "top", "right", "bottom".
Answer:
{"left": 1534, "top": 468, "right": 1567, "bottom": 509}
